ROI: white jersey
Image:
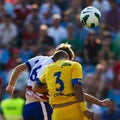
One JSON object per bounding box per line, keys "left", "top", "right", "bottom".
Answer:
{"left": 25, "top": 55, "right": 53, "bottom": 87}
{"left": 24, "top": 55, "right": 53, "bottom": 102}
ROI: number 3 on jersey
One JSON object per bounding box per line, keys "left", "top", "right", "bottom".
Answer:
{"left": 54, "top": 72, "right": 64, "bottom": 92}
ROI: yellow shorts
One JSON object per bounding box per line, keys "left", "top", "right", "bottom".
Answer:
{"left": 52, "top": 102, "right": 88, "bottom": 120}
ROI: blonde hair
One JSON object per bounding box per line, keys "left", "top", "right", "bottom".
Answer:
{"left": 56, "top": 43, "right": 74, "bottom": 60}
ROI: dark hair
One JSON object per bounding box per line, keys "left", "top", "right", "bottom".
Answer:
{"left": 56, "top": 43, "right": 74, "bottom": 60}
{"left": 53, "top": 50, "right": 68, "bottom": 62}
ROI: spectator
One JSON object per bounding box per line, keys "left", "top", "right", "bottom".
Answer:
{"left": 110, "top": 61, "right": 120, "bottom": 89}
{"left": 66, "top": 0, "right": 82, "bottom": 23}
{"left": 81, "top": 30, "right": 102, "bottom": 65}
{"left": 82, "top": 0, "right": 93, "bottom": 8}
{"left": 82, "top": 63, "right": 95, "bottom": 77}
{"left": 107, "top": 61, "right": 120, "bottom": 107}
{"left": 0, "top": 45, "right": 10, "bottom": 66}
{"left": 22, "top": 23, "right": 38, "bottom": 48}
{"left": 39, "top": 0, "right": 61, "bottom": 26}
{"left": 0, "top": 90, "right": 25, "bottom": 120}
{"left": 0, "top": 4, "right": 6, "bottom": 23}
{"left": 5, "top": 48, "right": 19, "bottom": 69}
{"left": 55, "top": 0, "right": 68, "bottom": 11}
{"left": 37, "top": 24, "right": 55, "bottom": 48}
{"left": 84, "top": 63, "right": 107, "bottom": 99}
{"left": 0, "top": 0, "right": 14, "bottom": 16}
{"left": 48, "top": 14, "right": 67, "bottom": 46}
{"left": 60, "top": 22, "right": 81, "bottom": 55}
{"left": 101, "top": 59, "right": 114, "bottom": 84}
{"left": 92, "top": 0, "right": 111, "bottom": 15}
{"left": 107, "top": 88, "right": 120, "bottom": 108}
{"left": 103, "top": 0, "right": 120, "bottom": 31}
{"left": 101, "top": 101, "right": 120, "bottom": 120}
{"left": 0, "top": 65, "right": 8, "bottom": 101}
{"left": 116, "top": 0, "right": 120, "bottom": 5}
{"left": 0, "top": 14, "right": 17, "bottom": 49}
{"left": 60, "top": 10, "right": 70, "bottom": 28}
{"left": 75, "top": 14, "right": 90, "bottom": 49}
{"left": 5, "top": 0, "right": 18, "bottom": 5}
{"left": 28, "top": 0, "right": 44, "bottom": 6}
{"left": 87, "top": 103, "right": 102, "bottom": 120}
{"left": 112, "top": 32, "right": 120, "bottom": 60}
{"left": 14, "top": 0, "right": 31, "bottom": 28}
{"left": 98, "top": 31, "right": 115, "bottom": 62}
{"left": 24, "top": 4, "right": 41, "bottom": 31}
{"left": 19, "top": 42, "right": 33, "bottom": 62}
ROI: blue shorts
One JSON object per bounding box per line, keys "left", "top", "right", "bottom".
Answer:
{"left": 23, "top": 102, "right": 53, "bottom": 120}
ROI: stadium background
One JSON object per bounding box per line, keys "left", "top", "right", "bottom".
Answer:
{"left": 0, "top": 0, "right": 120, "bottom": 119}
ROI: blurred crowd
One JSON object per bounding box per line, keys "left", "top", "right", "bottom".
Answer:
{"left": 0, "top": 0, "right": 120, "bottom": 119}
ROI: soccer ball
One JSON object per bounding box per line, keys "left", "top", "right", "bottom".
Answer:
{"left": 80, "top": 6, "right": 101, "bottom": 28}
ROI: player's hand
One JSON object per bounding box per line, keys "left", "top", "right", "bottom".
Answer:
{"left": 6, "top": 85, "right": 15, "bottom": 95}
{"left": 83, "top": 110, "right": 94, "bottom": 120}
{"left": 101, "top": 99, "right": 113, "bottom": 108}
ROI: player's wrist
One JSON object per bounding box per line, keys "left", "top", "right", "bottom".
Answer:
{"left": 100, "top": 101, "right": 104, "bottom": 106}
{"left": 79, "top": 101, "right": 88, "bottom": 112}
{"left": 8, "top": 84, "right": 15, "bottom": 89}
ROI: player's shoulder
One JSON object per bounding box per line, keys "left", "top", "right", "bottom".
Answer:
{"left": 35, "top": 55, "right": 50, "bottom": 59}
{"left": 61, "top": 60, "right": 82, "bottom": 68}
{"left": 69, "top": 60, "right": 81, "bottom": 65}
{"left": 1, "top": 98, "right": 12, "bottom": 106}
{"left": 70, "top": 61, "right": 82, "bottom": 68}
{"left": 27, "top": 55, "right": 52, "bottom": 64}
{"left": 32, "top": 55, "right": 52, "bottom": 61}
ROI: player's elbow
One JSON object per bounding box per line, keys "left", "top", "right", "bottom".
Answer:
{"left": 32, "top": 81, "right": 48, "bottom": 93}
{"left": 15, "top": 63, "right": 28, "bottom": 73}
{"left": 32, "top": 81, "right": 39, "bottom": 93}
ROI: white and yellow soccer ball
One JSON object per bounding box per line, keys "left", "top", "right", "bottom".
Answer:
{"left": 80, "top": 6, "right": 101, "bottom": 28}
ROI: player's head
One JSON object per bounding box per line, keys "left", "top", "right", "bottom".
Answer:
{"left": 53, "top": 50, "right": 69, "bottom": 62}
{"left": 56, "top": 43, "right": 74, "bottom": 60}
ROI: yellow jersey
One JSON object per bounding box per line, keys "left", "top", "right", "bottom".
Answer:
{"left": 39, "top": 60, "right": 83, "bottom": 106}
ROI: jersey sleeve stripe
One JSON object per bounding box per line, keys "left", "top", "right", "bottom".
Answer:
{"left": 25, "top": 61, "right": 32, "bottom": 72}
{"left": 72, "top": 78, "right": 83, "bottom": 86}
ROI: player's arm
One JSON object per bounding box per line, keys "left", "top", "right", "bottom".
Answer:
{"left": 32, "top": 68, "right": 47, "bottom": 93}
{"left": 73, "top": 84, "right": 94, "bottom": 119}
{"left": 6, "top": 63, "right": 28, "bottom": 95}
{"left": 84, "top": 93, "right": 112, "bottom": 107}
{"left": 72, "top": 63, "right": 94, "bottom": 119}
{"left": 33, "top": 82, "right": 48, "bottom": 93}
{"left": 0, "top": 105, "right": 5, "bottom": 120}
{"left": 72, "top": 63, "right": 86, "bottom": 103}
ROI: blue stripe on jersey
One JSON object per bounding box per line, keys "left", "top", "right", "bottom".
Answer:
{"left": 36, "top": 78, "right": 46, "bottom": 86}
{"left": 25, "top": 61, "right": 32, "bottom": 72}
{"left": 72, "top": 78, "right": 82, "bottom": 86}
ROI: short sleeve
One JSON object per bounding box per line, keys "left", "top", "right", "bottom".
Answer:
{"left": 71, "top": 62, "right": 83, "bottom": 86}
{"left": 25, "top": 56, "right": 43, "bottom": 72}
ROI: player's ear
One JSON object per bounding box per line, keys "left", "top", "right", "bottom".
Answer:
{"left": 66, "top": 53, "right": 69, "bottom": 60}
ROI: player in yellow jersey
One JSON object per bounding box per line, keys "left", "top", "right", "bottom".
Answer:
{"left": 33, "top": 43, "right": 112, "bottom": 110}
{"left": 35, "top": 50, "right": 94, "bottom": 120}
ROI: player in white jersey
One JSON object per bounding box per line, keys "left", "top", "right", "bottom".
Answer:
{"left": 6, "top": 43, "right": 112, "bottom": 120}
{"left": 6, "top": 55, "right": 54, "bottom": 120}
{"left": 6, "top": 43, "right": 75, "bottom": 120}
